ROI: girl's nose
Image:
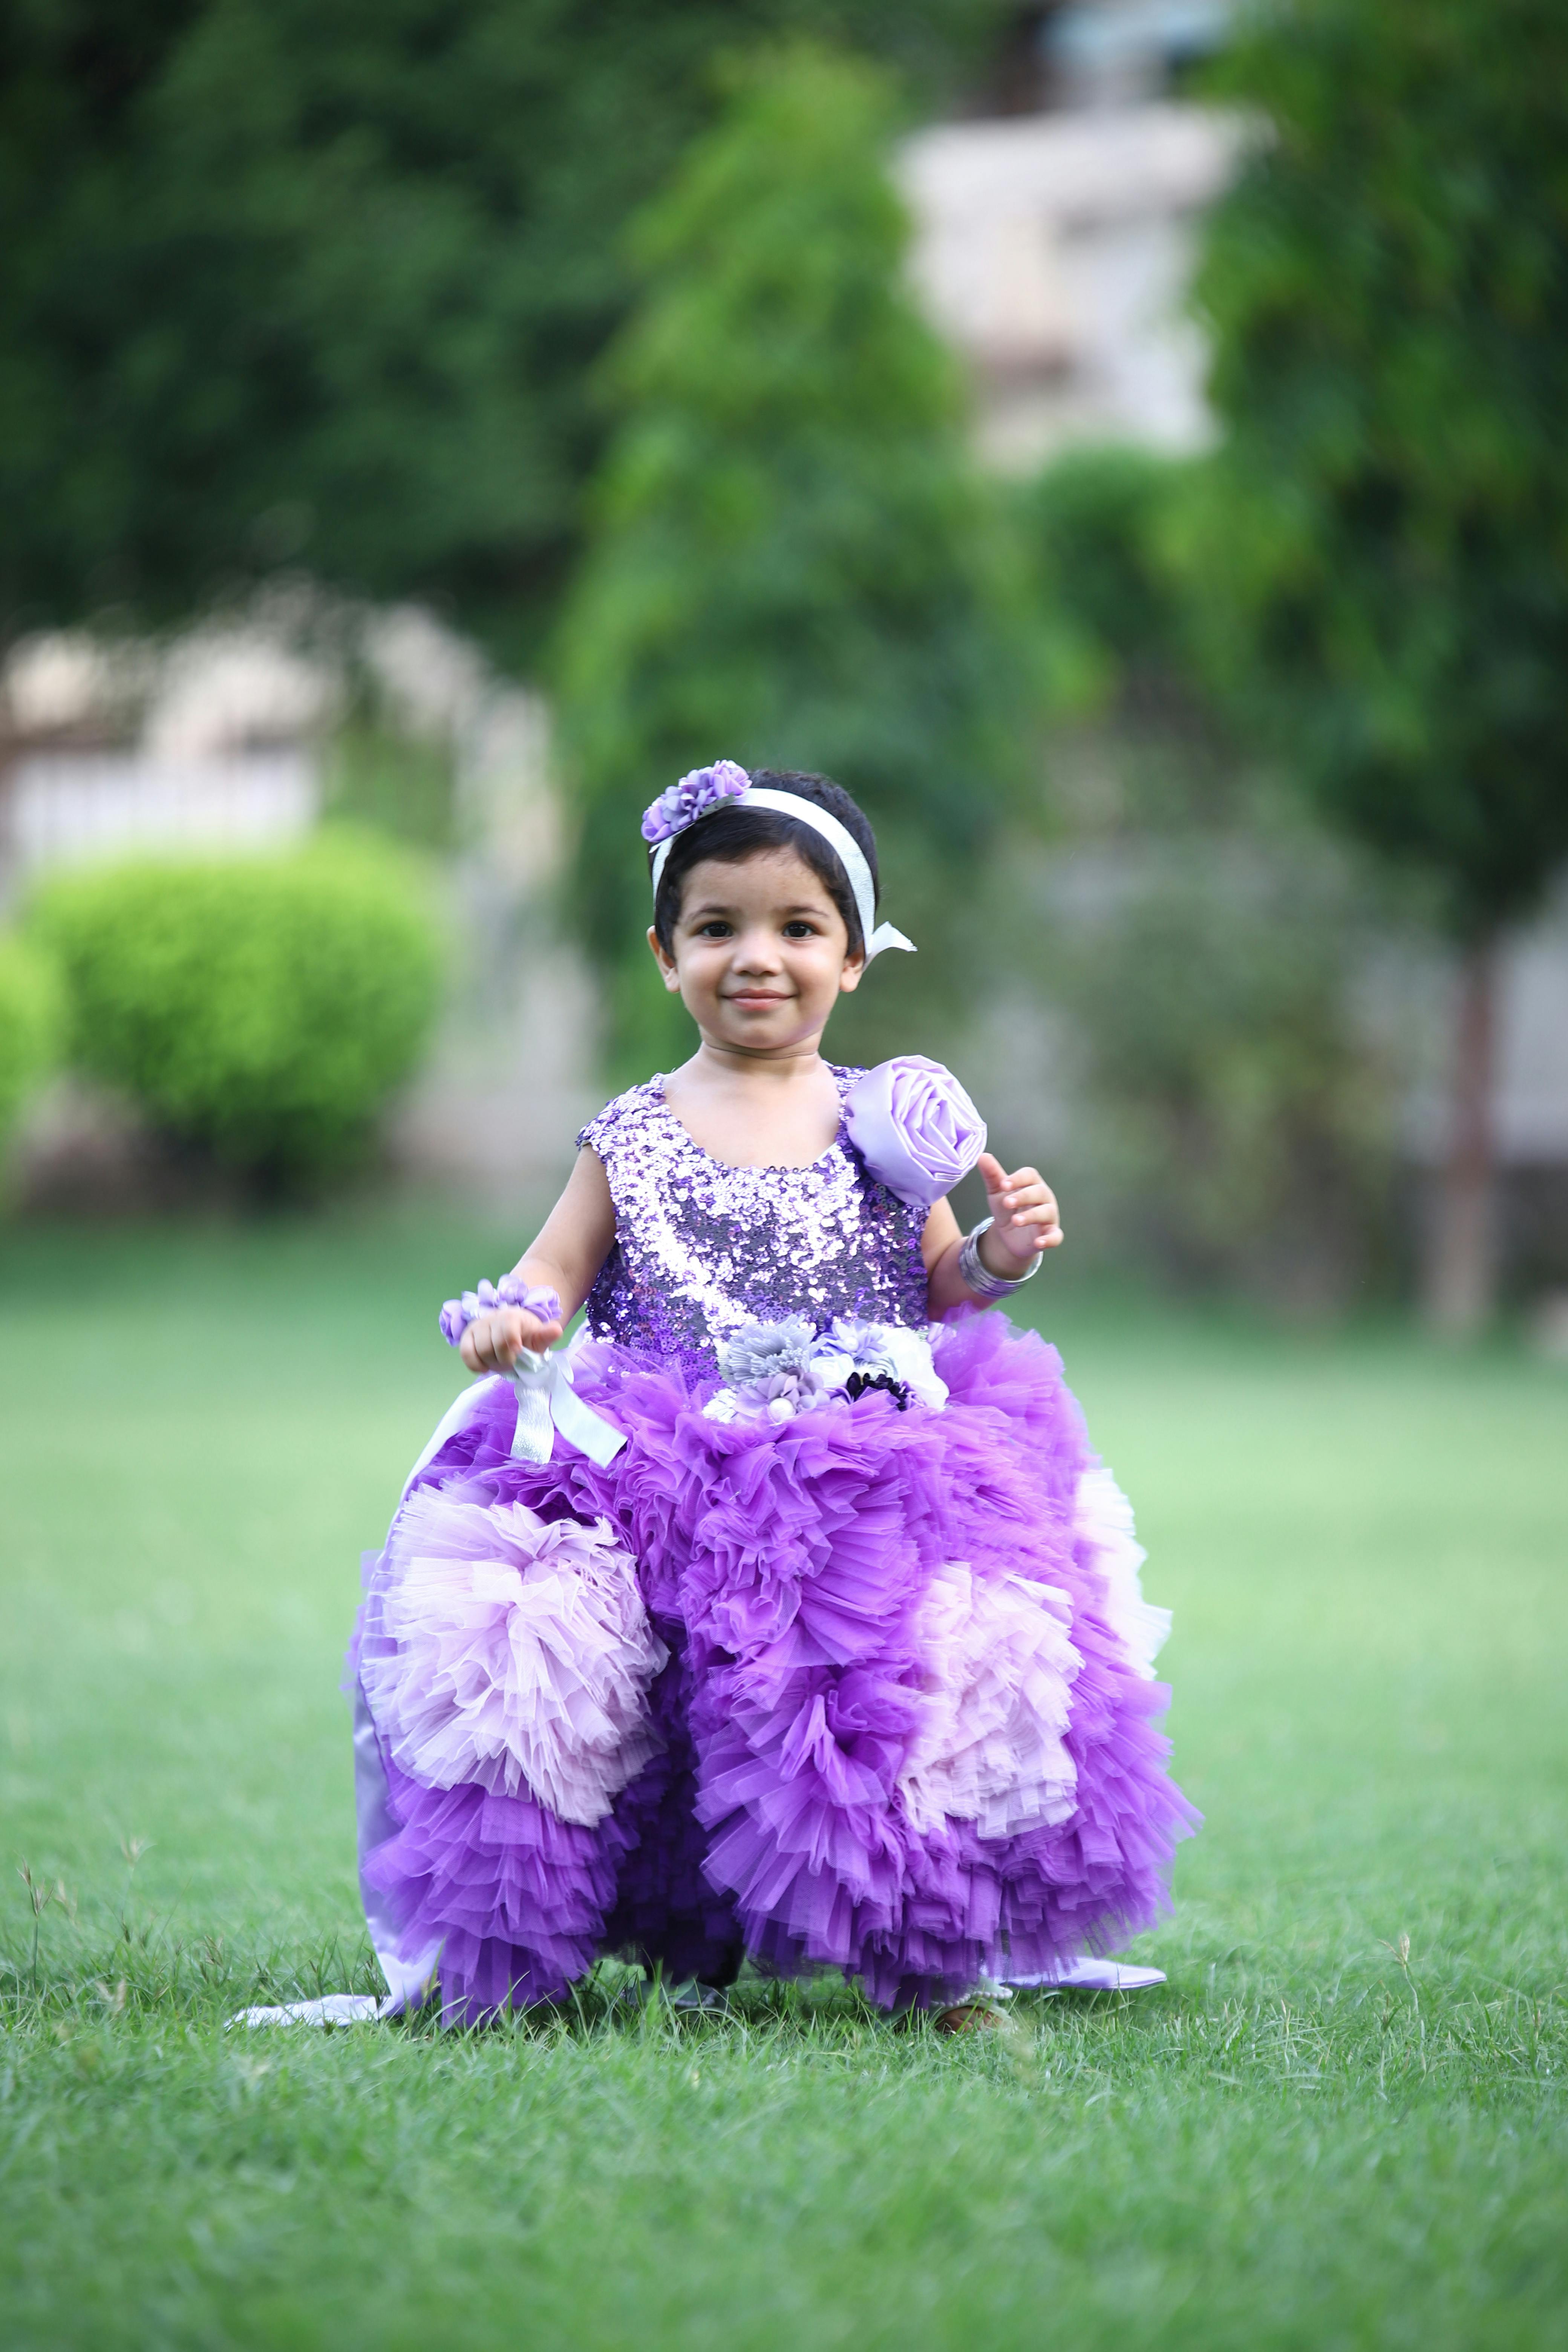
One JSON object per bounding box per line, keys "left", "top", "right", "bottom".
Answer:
{"left": 732, "top": 929, "right": 783, "bottom": 972}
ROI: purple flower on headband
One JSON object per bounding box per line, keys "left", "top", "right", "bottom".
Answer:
{"left": 640, "top": 759, "right": 750, "bottom": 845}
{"left": 439, "top": 1276, "right": 563, "bottom": 1348}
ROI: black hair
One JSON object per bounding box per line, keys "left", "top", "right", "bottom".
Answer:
{"left": 650, "top": 769, "right": 879, "bottom": 957}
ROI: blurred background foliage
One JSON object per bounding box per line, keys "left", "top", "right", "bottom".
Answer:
{"left": 0, "top": 930, "right": 61, "bottom": 1170}
{"left": 322, "top": 715, "right": 456, "bottom": 854}
{"left": 1185, "top": 0, "right": 1568, "bottom": 945}
{"left": 1009, "top": 833, "right": 1400, "bottom": 1308}
{"left": 1011, "top": 444, "right": 1193, "bottom": 727}
{"left": 1, "top": 0, "right": 1564, "bottom": 1321}
{"left": 0, "top": 0, "right": 1004, "bottom": 668}
{"left": 554, "top": 43, "right": 1040, "bottom": 1081}
{"left": 1176, "top": 0, "right": 1568, "bottom": 1323}
{"left": 1000, "top": 438, "right": 1402, "bottom": 1308}
{"left": 28, "top": 832, "right": 443, "bottom": 1192}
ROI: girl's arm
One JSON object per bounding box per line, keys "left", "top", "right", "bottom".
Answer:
{"left": 459, "top": 1148, "right": 616, "bottom": 1374}
{"left": 923, "top": 1151, "right": 1063, "bottom": 1319}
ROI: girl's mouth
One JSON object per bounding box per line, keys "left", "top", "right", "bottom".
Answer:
{"left": 726, "top": 990, "right": 789, "bottom": 1006}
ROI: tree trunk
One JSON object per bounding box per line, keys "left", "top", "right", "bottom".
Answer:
{"left": 1426, "top": 934, "right": 1500, "bottom": 1335}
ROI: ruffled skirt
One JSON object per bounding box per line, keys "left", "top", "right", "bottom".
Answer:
{"left": 349, "top": 1311, "right": 1198, "bottom": 2022}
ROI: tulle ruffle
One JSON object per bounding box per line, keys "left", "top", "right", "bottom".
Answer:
{"left": 1073, "top": 1463, "right": 1171, "bottom": 1680}
{"left": 360, "top": 1481, "right": 667, "bottom": 1823}
{"left": 351, "top": 1308, "right": 1198, "bottom": 2020}
{"left": 898, "top": 1561, "right": 1081, "bottom": 1841}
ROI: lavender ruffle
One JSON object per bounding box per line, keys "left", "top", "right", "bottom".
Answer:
{"left": 351, "top": 1311, "right": 1198, "bottom": 2023}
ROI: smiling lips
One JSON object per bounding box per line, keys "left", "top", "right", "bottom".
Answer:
{"left": 726, "top": 990, "right": 790, "bottom": 1006}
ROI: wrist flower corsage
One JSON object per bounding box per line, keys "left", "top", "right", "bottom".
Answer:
{"left": 438, "top": 1275, "right": 563, "bottom": 1348}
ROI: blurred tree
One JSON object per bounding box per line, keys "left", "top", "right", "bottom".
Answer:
{"left": 1014, "top": 444, "right": 1190, "bottom": 711}
{"left": 0, "top": 0, "right": 1004, "bottom": 665}
{"left": 554, "top": 44, "right": 1038, "bottom": 1075}
{"left": 1006, "top": 443, "right": 1398, "bottom": 1306}
{"left": 1182, "top": 0, "right": 1568, "bottom": 1330}
{"left": 1009, "top": 443, "right": 1252, "bottom": 831}
{"left": 1027, "top": 839, "right": 1396, "bottom": 1310}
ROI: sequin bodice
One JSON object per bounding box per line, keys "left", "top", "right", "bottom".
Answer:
{"left": 578, "top": 1067, "right": 929, "bottom": 1373}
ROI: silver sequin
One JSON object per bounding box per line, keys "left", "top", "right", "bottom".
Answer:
{"left": 578, "top": 1067, "right": 930, "bottom": 1376}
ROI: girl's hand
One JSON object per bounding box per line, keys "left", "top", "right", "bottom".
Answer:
{"left": 459, "top": 1307, "right": 565, "bottom": 1375}
{"left": 975, "top": 1150, "right": 1063, "bottom": 1276}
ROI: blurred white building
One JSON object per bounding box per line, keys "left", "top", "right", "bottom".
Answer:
{"left": 901, "top": 100, "right": 1240, "bottom": 470}
{"left": 900, "top": 0, "right": 1242, "bottom": 468}
{"left": 0, "top": 624, "right": 331, "bottom": 894}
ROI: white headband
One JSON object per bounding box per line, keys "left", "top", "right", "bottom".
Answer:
{"left": 649, "top": 786, "right": 915, "bottom": 963}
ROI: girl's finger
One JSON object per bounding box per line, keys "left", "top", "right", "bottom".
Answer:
{"left": 515, "top": 1323, "right": 562, "bottom": 1354}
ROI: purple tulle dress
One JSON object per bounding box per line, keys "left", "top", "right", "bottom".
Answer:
{"left": 349, "top": 1069, "right": 1197, "bottom": 2023}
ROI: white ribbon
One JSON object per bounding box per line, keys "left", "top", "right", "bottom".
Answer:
{"left": 650, "top": 786, "right": 916, "bottom": 964}
{"left": 507, "top": 1346, "right": 627, "bottom": 1468}
{"left": 865, "top": 919, "right": 917, "bottom": 961}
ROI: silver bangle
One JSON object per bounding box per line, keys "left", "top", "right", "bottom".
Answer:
{"left": 958, "top": 1217, "right": 1042, "bottom": 1301}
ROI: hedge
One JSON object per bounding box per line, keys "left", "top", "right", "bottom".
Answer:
{"left": 0, "top": 931, "right": 62, "bottom": 1156}
{"left": 32, "top": 832, "right": 444, "bottom": 1185}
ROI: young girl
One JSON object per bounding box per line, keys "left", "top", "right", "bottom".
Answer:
{"left": 348, "top": 762, "right": 1197, "bottom": 2027}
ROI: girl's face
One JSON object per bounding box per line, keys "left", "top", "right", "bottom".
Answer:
{"left": 649, "top": 846, "right": 864, "bottom": 1057}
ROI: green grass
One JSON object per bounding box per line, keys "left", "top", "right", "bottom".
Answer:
{"left": 1, "top": 1210, "right": 1564, "bottom": 2350}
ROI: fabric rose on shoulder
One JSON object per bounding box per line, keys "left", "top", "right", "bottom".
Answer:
{"left": 842, "top": 1057, "right": 986, "bottom": 1208}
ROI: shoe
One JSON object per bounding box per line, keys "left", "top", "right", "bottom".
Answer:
{"left": 1004, "top": 1957, "right": 1166, "bottom": 1992}
{"left": 933, "top": 1997, "right": 1012, "bottom": 2034}
{"left": 671, "top": 1981, "right": 728, "bottom": 2012}
{"left": 618, "top": 1976, "right": 728, "bottom": 2012}
{"left": 227, "top": 1994, "right": 393, "bottom": 2029}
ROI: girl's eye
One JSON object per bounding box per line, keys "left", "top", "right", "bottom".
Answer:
{"left": 783, "top": 921, "right": 820, "bottom": 938}
{"left": 695, "top": 921, "right": 733, "bottom": 938}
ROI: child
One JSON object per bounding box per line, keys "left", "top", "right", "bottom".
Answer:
{"left": 349, "top": 762, "right": 1197, "bottom": 2027}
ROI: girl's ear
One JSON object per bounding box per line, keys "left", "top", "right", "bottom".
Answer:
{"left": 839, "top": 949, "right": 866, "bottom": 995}
{"left": 648, "top": 925, "right": 683, "bottom": 993}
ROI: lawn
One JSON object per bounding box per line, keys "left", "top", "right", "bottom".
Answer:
{"left": 1, "top": 1209, "right": 1564, "bottom": 2350}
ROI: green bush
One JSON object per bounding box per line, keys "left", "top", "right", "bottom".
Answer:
{"left": 0, "top": 931, "right": 63, "bottom": 1157}
{"left": 31, "top": 833, "right": 444, "bottom": 1187}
